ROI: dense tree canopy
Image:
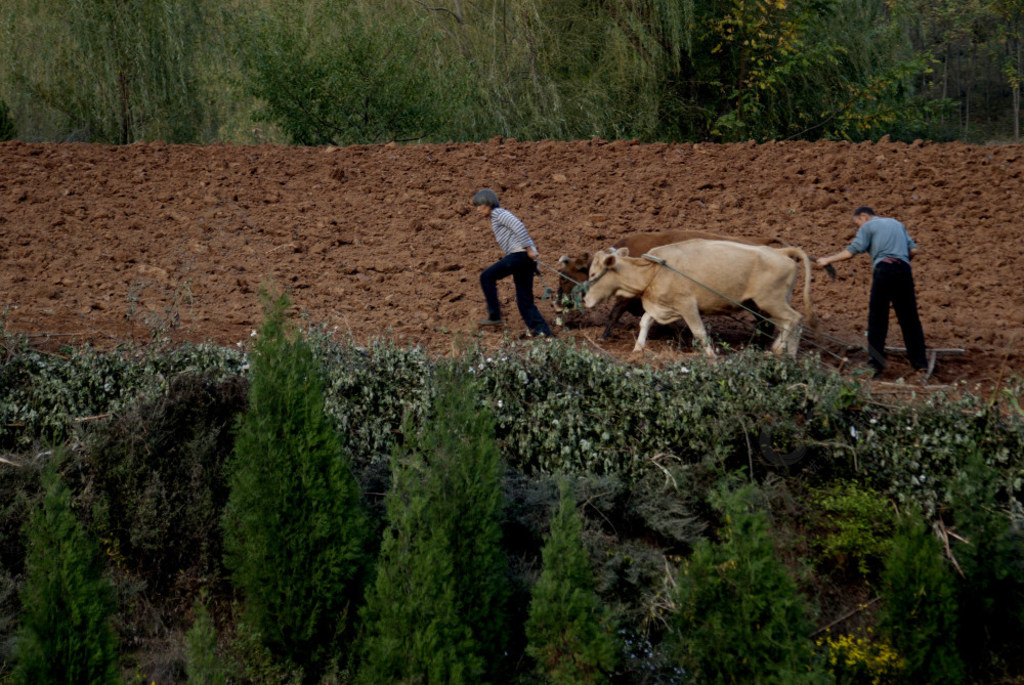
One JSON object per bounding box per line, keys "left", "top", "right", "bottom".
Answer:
{"left": 0, "top": 1, "right": 1020, "bottom": 142}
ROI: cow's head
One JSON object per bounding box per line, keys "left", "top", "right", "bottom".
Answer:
{"left": 550, "top": 253, "right": 592, "bottom": 312}
{"left": 555, "top": 253, "right": 590, "bottom": 302}
{"left": 582, "top": 247, "right": 629, "bottom": 309}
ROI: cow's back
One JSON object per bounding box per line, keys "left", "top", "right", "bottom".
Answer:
{"left": 615, "top": 230, "right": 784, "bottom": 257}
{"left": 646, "top": 239, "right": 795, "bottom": 311}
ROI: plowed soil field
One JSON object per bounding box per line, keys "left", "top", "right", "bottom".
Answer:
{"left": 2, "top": 138, "right": 1022, "bottom": 391}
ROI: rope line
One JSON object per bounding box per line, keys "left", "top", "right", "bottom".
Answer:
{"left": 535, "top": 258, "right": 592, "bottom": 308}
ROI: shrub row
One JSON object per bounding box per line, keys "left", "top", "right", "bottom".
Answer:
{"left": 5, "top": 332, "right": 1022, "bottom": 514}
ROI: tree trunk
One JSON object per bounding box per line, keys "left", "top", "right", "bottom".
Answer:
{"left": 1014, "top": 84, "right": 1021, "bottom": 141}
{"left": 1011, "top": 34, "right": 1019, "bottom": 143}
{"left": 118, "top": 69, "right": 132, "bottom": 145}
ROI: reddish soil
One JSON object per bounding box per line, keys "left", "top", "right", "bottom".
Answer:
{"left": 2, "top": 138, "right": 1022, "bottom": 392}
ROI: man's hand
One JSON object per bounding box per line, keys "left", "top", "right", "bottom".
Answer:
{"left": 527, "top": 246, "right": 538, "bottom": 260}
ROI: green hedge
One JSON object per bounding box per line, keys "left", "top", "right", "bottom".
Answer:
{"left": 4, "top": 334, "right": 1023, "bottom": 514}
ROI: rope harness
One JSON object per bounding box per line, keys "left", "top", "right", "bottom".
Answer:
{"left": 536, "top": 258, "right": 596, "bottom": 310}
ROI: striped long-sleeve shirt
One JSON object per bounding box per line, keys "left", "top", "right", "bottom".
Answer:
{"left": 490, "top": 208, "right": 537, "bottom": 256}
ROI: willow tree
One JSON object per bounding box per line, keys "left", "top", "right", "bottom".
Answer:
{"left": 236, "top": 0, "right": 474, "bottom": 145}
{"left": 0, "top": 0, "right": 222, "bottom": 143}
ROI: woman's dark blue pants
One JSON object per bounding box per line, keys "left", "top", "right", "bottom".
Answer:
{"left": 480, "top": 251, "right": 552, "bottom": 336}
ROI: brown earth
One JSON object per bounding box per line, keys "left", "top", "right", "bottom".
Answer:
{"left": 2, "top": 137, "right": 1022, "bottom": 393}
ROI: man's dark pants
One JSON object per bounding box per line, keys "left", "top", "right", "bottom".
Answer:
{"left": 867, "top": 259, "right": 927, "bottom": 371}
{"left": 480, "top": 251, "right": 552, "bottom": 336}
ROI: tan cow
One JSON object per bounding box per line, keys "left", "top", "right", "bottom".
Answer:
{"left": 583, "top": 239, "right": 818, "bottom": 357}
{"left": 555, "top": 229, "right": 790, "bottom": 339}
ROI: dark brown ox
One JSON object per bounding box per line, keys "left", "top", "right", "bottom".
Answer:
{"left": 582, "top": 239, "right": 818, "bottom": 357}
{"left": 556, "top": 230, "right": 789, "bottom": 338}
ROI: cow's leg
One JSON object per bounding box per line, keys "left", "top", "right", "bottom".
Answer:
{"left": 761, "top": 306, "right": 803, "bottom": 357}
{"left": 675, "top": 301, "right": 715, "bottom": 358}
{"left": 634, "top": 312, "right": 655, "bottom": 351}
{"left": 601, "top": 297, "right": 630, "bottom": 339}
{"left": 774, "top": 313, "right": 803, "bottom": 357}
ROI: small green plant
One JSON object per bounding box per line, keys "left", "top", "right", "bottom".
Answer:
{"left": 526, "top": 479, "right": 618, "bottom": 683}
{"left": 13, "top": 456, "right": 119, "bottom": 685}
{"left": 185, "top": 596, "right": 227, "bottom": 685}
{"left": 879, "top": 507, "right": 964, "bottom": 684}
{"left": 221, "top": 291, "right": 371, "bottom": 677}
{"left": 808, "top": 482, "right": 896, "bottom": 579}
{"left": 670, "top": 484, "right": 828, "bottom": 684}
{"left": 359, "top": 365, "right": 509, "bottom": 684}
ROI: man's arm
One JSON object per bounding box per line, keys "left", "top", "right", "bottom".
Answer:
{"left": 817, "top": 249, "right": 854, "bottom": 268}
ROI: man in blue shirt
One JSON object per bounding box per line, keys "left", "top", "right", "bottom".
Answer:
{"left": 472, "top": 189, "right": 553, "bottom": 337}
{"left": 817, "top": 206, "right": 928, "bottom": 378}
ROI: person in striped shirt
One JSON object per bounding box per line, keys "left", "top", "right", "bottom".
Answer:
{"left": 472, "top": 189, "right": 553, "bottom": 337}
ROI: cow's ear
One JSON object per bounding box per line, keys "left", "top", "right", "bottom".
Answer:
{"left": 604, "top": 254, "right": 617, "bottom": 268}
{"left": 581, "top": 251, "right": 590, "bottom": 264}
{"left": 616, "top": 247, "right": 630, "bottom": 257}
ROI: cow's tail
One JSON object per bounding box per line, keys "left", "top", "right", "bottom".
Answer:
{"left": 780, "top": 247, "right": 821, "bottom": 341}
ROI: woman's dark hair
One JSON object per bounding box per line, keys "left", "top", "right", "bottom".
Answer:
{"left": 472, "top": 189, "right": 500, "bottom": 208}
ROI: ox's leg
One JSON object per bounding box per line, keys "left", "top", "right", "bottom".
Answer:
{"left": 634, "top": 313, "right": 655, "bottom": 352}
{"left": 601, "top": 297, "right": 630, "bottom": 339}
{"left": 675, "top": 301, "right": 715, "bottom": 358}
{"left": 763, "top": 308, "right": 803, "bottom": 357}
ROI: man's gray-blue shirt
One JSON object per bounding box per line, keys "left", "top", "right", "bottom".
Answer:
{"left": 490, "top": 208, "right": 536, "bottom": 256}
{"left": 847, "top": 216, "right": 917, "bottom": 267}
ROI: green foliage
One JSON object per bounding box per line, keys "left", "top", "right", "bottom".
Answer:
{"left": 670, "top": 484, "right": 828, "bottom": 684}
{"left": 947, "top": 449, "right": 1024, "bottom": 675}
{"left": 0, "top": 0, "right": 225, "bottom": 143}
{"left": 12, "top": 457, "right": 119, "bottom": 685}
{"left": 236, "top": 1, "right": 469, "bottom": 145}
{"left": 86, "top": 373, "right": 248, "bottom": 592}
{"left": 1, "top": 335, "right": 1024, "bottom": 681}
{"left": 879, "top": 507, "right": 964, "bottom": 684}
{"left": 185, "top": 596, "right": 227, "bottom": 685}
{"left": 309, "top": 329, "right": 433, "bottom": 462}
{"left": 848, "top": 388, "right": 1024, "bottom": 517}
{"left": 221, "top": 292, "right": 371, "bottom": 677}
{"left": 808, "top": 482, "right": 896, "bottom": 579}
{"left": 0, "top": 341, "right": 247, "bottom": 449}
{"left": 359, "top": 366, "right": 509, "bottom": 684}
{"left": 0, "top": 0, "right": 1021, "bottom": 142}
{"left": 526, "top": 480, "right": 618, "bottom": 683}
{"left": 469, "top": 343, "right": 859, "bottom": 477}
